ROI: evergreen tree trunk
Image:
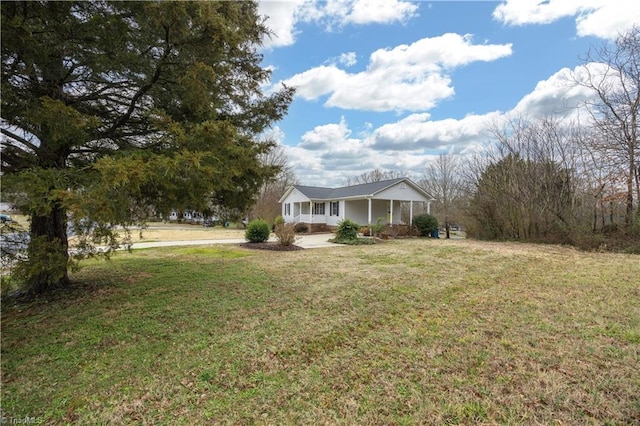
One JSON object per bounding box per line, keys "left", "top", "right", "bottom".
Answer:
{"left": 26, "top": 201, "right": 70, "bottom": 293}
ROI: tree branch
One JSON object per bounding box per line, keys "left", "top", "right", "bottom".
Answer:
{"left": 100, "top": 27, "right": 173, "bottom": 140}
{"left": 1, "top": 128, "right": 39, "bottom": 152}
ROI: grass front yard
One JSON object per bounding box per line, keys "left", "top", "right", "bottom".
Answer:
{"left": 2, "top": 239, "right": 639, "bottom": 424}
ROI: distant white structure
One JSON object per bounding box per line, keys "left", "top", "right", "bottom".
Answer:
{"left": 0, "top": 202, "right": 15, "bottom": 212}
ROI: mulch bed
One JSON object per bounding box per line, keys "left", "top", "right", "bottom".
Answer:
{"left": 239, "top": 242, "right": 304, "bottom": 251}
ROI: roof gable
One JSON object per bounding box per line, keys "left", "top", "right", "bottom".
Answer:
{"left": 329, "top": 177, "right": 406, "bottom": 198}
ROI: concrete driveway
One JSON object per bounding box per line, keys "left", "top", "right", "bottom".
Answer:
{"left": 129, "top": 233, "right": 340, "bottom": 250}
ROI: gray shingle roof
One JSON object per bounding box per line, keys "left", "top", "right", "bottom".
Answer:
{"left": 292, "top": 185, "right": 334, "bottom": 199}
{"left": 294, "top": 177, "right": 411, "bottom": 200}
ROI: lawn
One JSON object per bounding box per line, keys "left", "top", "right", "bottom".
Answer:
{"left": 123, "top": 223, "right": 247, "bottom": 243}
{"left": 1, "top": 239, "right": 639, "bottom": 424}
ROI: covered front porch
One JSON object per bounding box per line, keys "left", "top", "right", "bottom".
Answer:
{"left": 342, "top": 198, "right": 430, "bottom": 226}
{"left": 291, "top": 202, "right": 324, "bottom": 225}
{"left": 289, "top": 198, "right": 431, "bottom": 228}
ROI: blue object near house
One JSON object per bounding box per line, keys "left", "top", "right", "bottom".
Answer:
{"left": 432, "top": 229, "right": 439, "bottom": 238}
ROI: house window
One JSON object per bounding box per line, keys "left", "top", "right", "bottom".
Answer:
{"left": 313, "top": 202, "right": 325, "bottom": 215}
{"left": 284, "top": 203, "right": 291, "bottom": 215}
{"left": 330, "top": 201, "right": 339, "bottom": 216}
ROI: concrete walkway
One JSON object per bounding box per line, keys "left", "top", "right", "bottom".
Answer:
{"left": 129, "top": 233, "right": 341, "bottom": 250}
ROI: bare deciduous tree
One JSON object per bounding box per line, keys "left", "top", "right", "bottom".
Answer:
{"left": 250, "top": 144, "right": 298, "bottom": 224}
{"left": 575, "top": 127, "right": 630, "bottom": 232}
{"left": 344, "top": 169, "right": 404, "bottom": 186}
{"left": 420, "top": 154, "right": 463, "bottom": 238}
{"left": 577, "top": 25, "right": 640, "bottom": 227}
{"left": 466, "top": 116, "right": 588, "bottom": 241}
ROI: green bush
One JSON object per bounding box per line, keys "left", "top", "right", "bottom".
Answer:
{"left": 335, "top": 218, "right": 360, "bottom": 242}
{"left": 244, "top": 219, "right": 270, "bottom": 243}
{"left": 372, "top": 217, "right": 386, "bottom": 236}
{"left": 413, "top": 214, "right": 438, "bottom": 237}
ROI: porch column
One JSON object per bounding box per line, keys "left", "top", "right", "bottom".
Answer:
{"left": 389, "top": 199, "right": 394, "bottom": 224}
{"left": 427, "top": 200, "right": 432, "bottom": 215}
{"left": 410, "top": 201, "right": 413, "bottom": 225}
{"left": 310, "top": 201, "right": 313, "bottom": 224}
{"left": 367, "top": 198, "right": 372, "bottom": 225}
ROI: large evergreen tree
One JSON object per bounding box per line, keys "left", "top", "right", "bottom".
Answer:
{"left": 1, "top": 1, "right": 294, "bottom": 293}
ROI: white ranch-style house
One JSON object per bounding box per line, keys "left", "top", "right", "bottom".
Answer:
{"left": 279, "top": 177, "right": 434, "bottom": 230}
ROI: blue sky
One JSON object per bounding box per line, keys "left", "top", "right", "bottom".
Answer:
{"left": 257, "top": 0, "right": 640, "bottom": 187}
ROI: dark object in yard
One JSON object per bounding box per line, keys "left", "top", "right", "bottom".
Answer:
{"left": 294, "top": 222, "right": 309, "bottom": 233}
{"left": 240, "top": 242, "right": 304, "bottom": 251}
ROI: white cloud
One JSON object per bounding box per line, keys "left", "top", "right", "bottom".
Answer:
{"left": 575, "top": 4, "right": 640, "bottom": 39}
{"left": 371, "top": 112, "right": 500, "bottom": 151}
{"left": 323, "top": 52, "right": 357, "bottom": 68}
{"left": 298, "top": 117, "right": 369, "bottom": 154}
{"left": 258, "top": 0, "right": 419, "bottom": 48}
{"left": 493, "top": 0, "right": 640, "bottom": 40}
{"left": 511, "top": 66, "right": 596, "bottom": 118}
{"left": 283, "top": 33, "right": 513, "bottom": 112}
{"left": 368, "top": 33, "right": 511, "bottom": 71}
{"left": 281, "top": 63, "right": 615, "bottom": 186}
{"left": 284, "top": 66, "right": 348, "bottom": 100}
{"left": 509, "top": 62, "right": 626, "bottom": 124}
{"left": 258, "top": 1, "right": 306, "bottom": 48}
{"left": 285, "top": 116, "right": 447, "bottom": 185}
{"left": 345, "top": 0, "right": 418, "bottom": 25}
{"left": 282, "top": 112, "right": 497, "bottom": 186}
{"left": 493, "top": 0, "right": 599, "bottom": 25}
{"left": 284, "top": 117, "right": 379, "bottom": 185}
{"left": 339, "top": 52, "right": 357, "bottom": 67}
{"left": 298, "top": 0, "right": 418, "bottom": 29}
